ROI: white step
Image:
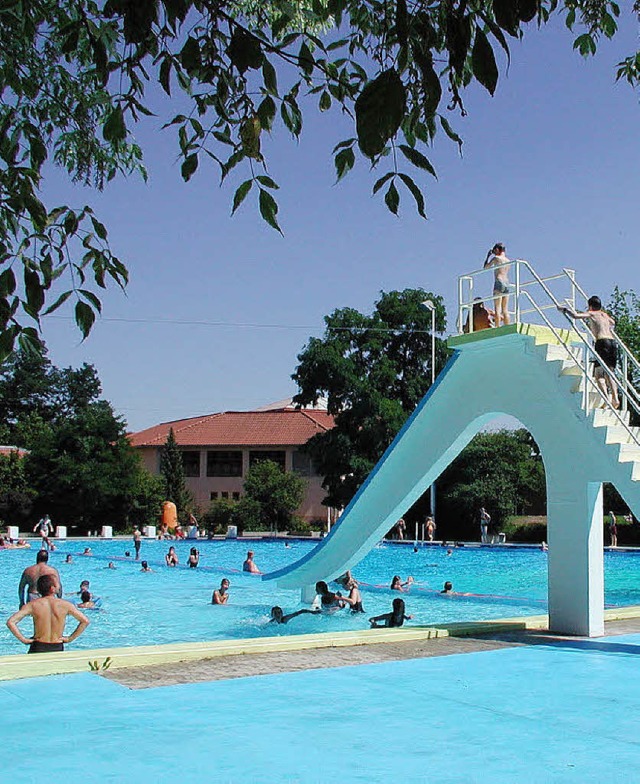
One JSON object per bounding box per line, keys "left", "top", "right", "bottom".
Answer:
{"left": 592, "top": 408, "right": 631, "bottom": 428}
{"left": 617, "top": 443, "right": 640, "bottom": 463}
{"left": 559, "top": 361, "right": 583, "bottom": 377}
{"left": 603, "top": 425, "right": 639, "bottom": 446}
{"left": 544, "top": 344, "right": 577, "bottom": 363}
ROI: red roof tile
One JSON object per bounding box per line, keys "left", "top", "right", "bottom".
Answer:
{"left": 129, "top": 409, "right": 335, "bottom": 448}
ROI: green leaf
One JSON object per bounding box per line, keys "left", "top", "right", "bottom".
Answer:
{"left": 333, "top": 138, "right": 356, "bottom": 153}
{"left": 159, "top": 58, "right": 172, "bottom": 96}
{"left": 0, "top": 269, "right": 16, "bottom": 297}
{"left": 181, "top": 153, "right": 198, "bottom": 181}
{"left": 299, "top": 42, "right": 314, "bottom": 76}
{"left": 231, "top": 179, "right": 253, "bottom": 215}
{"left": 319, "top": 91, "right": 331, "bottom": 111}
{"left": 472, "top": 29, "right": 499, "bottom": 96}
{"left": 355, "top": 69, "right": 406, "bottom": 159}
{"left": 42, "top": 290, "right": 73, "bottom": 316}
{"left": 79, "top": 289, "right": 103, "bottom": 312}
{"left": 493, "top": 0, "right": 520, "bottom": 36}
{"left": 0, "top": 324, "right": 19, "bottom": 365}
{"left": 384, "top": 182, "right": 400, "bottom": 215}
{"left": 258, "top": 188, "right": 283, "bottom": 234}
{"left": 24, "top": 268, "right": 44, "bottom": 317}
{"left": 372, "top": 171, "right": 394, "bottom": 195}
{"left": 180, "top": 36, "right": 201, "bottom": 74}
{"left": 257, "top": 96, "right": 276, "bottom": 131}
{"left": 256, "top": 175, "right": 279, "bottom": 190}
{"left": 439, "top": 116, "right": 463, "bottom": 155}
{"left": 228, "top": 29, "right": 263, "bottom": 74}
{"left": 262, "top": 59, "right": 278, "bottom": 96}
{"left": 399, "top": 145, "right": 437, "bottom": 178}
{"left": 75, "top": 301, "right": 96, "bottom": 340}
{"left": 103, "top": 106, "right": 127, "bottom": 143}
{"left": 398, "top": 173, "right": 427, "bottom": 219}
{"left": 517, "top": 0, "right": 539, "bottom": 23}
{"left": 334, "top": 147, "right": 355, "bottom": 181}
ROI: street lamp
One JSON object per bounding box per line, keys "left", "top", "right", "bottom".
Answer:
{"left": 421, "top": 299, "right": 437, "bottom": 525}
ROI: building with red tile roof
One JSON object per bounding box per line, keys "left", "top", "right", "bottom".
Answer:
{"left": 129, "top": 402, "right": 336, "bottom": 524}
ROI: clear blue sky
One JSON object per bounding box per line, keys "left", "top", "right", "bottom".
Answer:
{"left": 39, "top": 15, "right": 640, "bottom": 431}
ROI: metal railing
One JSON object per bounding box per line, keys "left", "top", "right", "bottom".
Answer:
{"left": 457, "top": 260, "right": 640, "bottom": 447}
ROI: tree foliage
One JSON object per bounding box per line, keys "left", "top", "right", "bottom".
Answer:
{"left": 436, "top": 429, "right": 546, "bottom": 538}
{"left": 293, "top": 288, "right": 447, "bottom": 508}
{"left": 0, "top": 449, "right": 35, "bottom": 526}
{"left": 0, "top": 350, "right": 163, "bottom": 529}
{"left": 242, "top": 458, "right": 305, "bottom": 532}
{"left": 0, "top": 1, "right": 637, "bottom": 354}
{"left": 159, "top": 427, "right": 192, "bottom": 518}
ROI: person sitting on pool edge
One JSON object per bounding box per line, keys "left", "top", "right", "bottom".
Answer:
{"left": 242, "top": 550, "right": 261, "bottom": 574}
{"left": 212, "top": 579, "right": 230, "bottom": 604}
{"left": 369, "top": 598, "right": 413, "bottom": 628}
{"left": 270, "top": 606, "right": 321, "bottom": 624}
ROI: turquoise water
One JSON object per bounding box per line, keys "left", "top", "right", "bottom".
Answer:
{"left": 1, "top": 539, "right": 639, "bottom": 654}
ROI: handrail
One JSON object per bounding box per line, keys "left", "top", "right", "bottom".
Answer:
{"left": 457, "top": 259, "right": 640, "bottom": 445}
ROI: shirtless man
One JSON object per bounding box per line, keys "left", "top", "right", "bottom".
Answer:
{"left": 7, "top": 574, "right": 89, "bottom": 653}
{"left": 558, "top": 296, "right": 619, "bottom": 408}
{"left": 18, "top": 550, "right": 62, "bottom": 608}
{"left": 242, "top": 551, "right": 261, "bottom": 574}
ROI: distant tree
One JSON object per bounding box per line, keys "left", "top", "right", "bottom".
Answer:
{"left": 126, "top": 470, "right": 165, "bottom": 529}
{"left": 293, "top": 288, "right": 447, "bottom": 508}
{"left": 202, "top": 498, "right": 236, "bottom": 536}
{"left": 607, "top": 287, "right": 640, "bottom": 425}
{"left": 0, "top": 451, "right": 35, "bottom": 527}
{"left": 242, "top": 459, "right": 305, "bottom": 533}
{"left": 159, "top": 428, "right": 192, "bottom": 519}
{"left": 0, "top": 350, "right": 162, "bottom": 530}
{"left": 436, "top": 429, "right": 546, "bottom": 539}
{"left": 1, "top": 2, "right": 638, "bottom": 357}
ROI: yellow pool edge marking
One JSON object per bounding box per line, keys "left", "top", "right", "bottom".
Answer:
{"left": 2, "top": 605, "right": 638, "bottom": 682}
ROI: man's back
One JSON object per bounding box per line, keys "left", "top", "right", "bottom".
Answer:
{"left": 586, "top": 310, "right": 614, "bottom": 340}
{"left": 19, "top": 563, "right": 61, "bottom": 606}
{"left": 30, "top": 596, "right": 75, "bottom": 643}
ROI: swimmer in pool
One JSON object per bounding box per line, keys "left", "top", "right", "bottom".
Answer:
{"left": 212, "top": 579, "right": 230, "bottom": 604}
{"left": 107, "top": 562, "right": 116, "bottom": 569}
{"left": 340, "top": 578, "right": 365, "bottom": 613}
{"left": 441, "top": 581, "right": 454, "bottom": 594}
{"left": 165, "top": 546, "right": 179, "bottom": 567}
{"left": 77, "top": 590, "right": 96, "bottom": 609}
{"left": 242, "top": 550, "right": 261, "bottom": 574}
{"left": 269, "top": 606, "right": 321, "bottom": 624}
{"left": 140, "top": 561, "right": 153, "bottom": 572}
{"left": 314, "top": 581, "right": 345, "bottom": 610}
{"left": 18, "top": 550, "right": 62, "bottom": 608}
{"left": 390, "top": 575, "right": 414, "bottom": 592}
{"left": 65, "top": 554, "right": 73, "bottom": 564}
{"left": 369, "top": 598, "right": 413, "bottom": 628}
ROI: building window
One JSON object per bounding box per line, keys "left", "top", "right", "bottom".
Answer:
{"left": 292, "top": 450, "right": 315, "bottom": 476}
{"left": 182, "top": 450, "right": 201, "bottom": 477}
{"left": 210, "top": 492, "right": 218, "bottom": 501}
{"left": 207, "top": 450, "right": 243, "bottom": 477}
{"left": 221, "top": 491, "right": 229, "bottom": 499}
{"left": 249, "top": 450, "right": 286, "bottom": 471}
{"left": 232, "top": 492, "right": 240, "bottom": 501}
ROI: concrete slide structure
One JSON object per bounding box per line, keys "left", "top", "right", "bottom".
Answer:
{"left": 266, "top": 324, "right": 640, "bottom": 637}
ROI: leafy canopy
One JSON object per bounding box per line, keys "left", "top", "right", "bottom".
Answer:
{"left": 0, "top": 1, "right": 637, "bottom": 355}
{"left": 293, "top": 288, "right": 447, "bottom": 508}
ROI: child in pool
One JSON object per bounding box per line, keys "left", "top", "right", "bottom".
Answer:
{"left": 369, "top": 598, "right": 413, "bottom": 628}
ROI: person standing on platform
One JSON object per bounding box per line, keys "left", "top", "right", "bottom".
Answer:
{"left": 483, "top": 243, "right": 511, "bottom": 327}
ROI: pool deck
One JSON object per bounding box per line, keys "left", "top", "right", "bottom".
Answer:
{"left": 104, "top": 611, "right": 640, "bottom": 689}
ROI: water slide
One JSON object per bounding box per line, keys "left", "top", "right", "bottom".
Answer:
{"left": 266, "top": 322, "right": 640, "bottom": 636}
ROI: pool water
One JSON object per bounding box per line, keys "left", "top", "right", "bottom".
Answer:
{"left": 1, "top": 539, "right": 639, "bottom": 655}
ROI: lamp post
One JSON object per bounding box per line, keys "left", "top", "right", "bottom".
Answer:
{"left": 422, "top": 300, "right": 437, "bottom": 524}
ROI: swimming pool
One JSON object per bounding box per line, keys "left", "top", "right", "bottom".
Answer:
{"left": 1, "top": 539, "right": 639, "bottom": 655}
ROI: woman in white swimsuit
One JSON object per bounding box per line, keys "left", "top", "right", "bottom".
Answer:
{"left": 483, "top": 242, "right": 511, "bottom": 327}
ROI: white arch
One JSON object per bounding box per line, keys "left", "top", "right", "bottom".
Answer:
{"left": 266, "top": 325, "right": 640, "bottom": 636}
